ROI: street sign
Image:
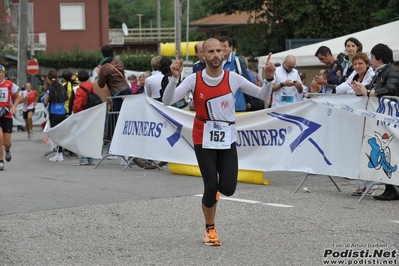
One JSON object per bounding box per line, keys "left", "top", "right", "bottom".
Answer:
{"left": 27, "top": 60, "right": 39, "bottom": 75}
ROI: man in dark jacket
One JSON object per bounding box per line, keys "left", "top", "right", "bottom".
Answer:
{"left": 352, "top": 43, "right": 399, "bottom": 201}
{"left": 314, "top": 46, "right": 345, "bottom": 90}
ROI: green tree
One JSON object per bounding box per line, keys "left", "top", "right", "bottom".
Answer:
{"left": 371, "top": 0, "right": 399, "bottom": 24}
{"left": 201, "top": 0, "right": 395, "bottom": 56}
{"left": 108, "top": 0, "right": 208, "bottom": 41}
{"left": 108, "top": 0, "right": 178, "bottom": 29}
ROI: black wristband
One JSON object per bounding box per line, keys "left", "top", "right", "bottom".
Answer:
{"left": 280, "top": 82, "right": 284, "bottom": 87}
{"left": 266, "top": 78, "right": 274, "bottom": 82}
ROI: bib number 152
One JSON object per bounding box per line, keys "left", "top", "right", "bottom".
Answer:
{"left": 209, "top": 130, "right": 225, "bottom": 142}
{"left": 202, "top": 121, "right": 231, "bottom": 149}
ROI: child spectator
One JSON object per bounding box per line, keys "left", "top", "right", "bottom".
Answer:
{"left": 129, "top": 75, "right": 140, "bottom": 94}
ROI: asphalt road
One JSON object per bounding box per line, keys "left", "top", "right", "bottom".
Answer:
{"left": 0, "top": 128, "right": 398, "bottom": 266}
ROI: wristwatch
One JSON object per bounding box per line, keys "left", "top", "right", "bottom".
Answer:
{"left": 280, "top": 82, "right": 284, "bottom": 88}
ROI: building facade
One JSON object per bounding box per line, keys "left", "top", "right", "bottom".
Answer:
{"left": 4, "top": 0, "right": 109, "bottom": 53}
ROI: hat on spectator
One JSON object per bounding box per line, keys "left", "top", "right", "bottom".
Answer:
{"left": 0, "top": 65, "right": 5, "bottom": 73}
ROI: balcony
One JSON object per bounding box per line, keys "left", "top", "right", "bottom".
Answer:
{"left": 109, "top": 27, "right": 175, "bottom": 44}
{"left": 9, "top": 32, "right": 47, "bottom": 51}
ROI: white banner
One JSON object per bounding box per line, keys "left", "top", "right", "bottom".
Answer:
{"left": 42, "top": 93, "right": 399, "bottom": 186}
{"left": 13, "top": 103, "right": 46, "bottom": 126}
{"left": 359, "top": 97, "right": 399, "bottom": 185}
{"left": 110, "top": 95, "right": 197, "bottom": 164}
{"left": 43, "top": 103, "right": 107, "bottom": 159}
{"left": 110, "top": 95, "right": 365, "bottom": 178}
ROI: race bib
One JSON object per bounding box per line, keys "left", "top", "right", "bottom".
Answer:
{"left": 280, "top": 94, "right": 294, "bottom": 104}
{"left": 0, "top": 88, "right": 9, "bottom": 103}
{"left": 202, "top": 121, "right": 231, "bottom": 149}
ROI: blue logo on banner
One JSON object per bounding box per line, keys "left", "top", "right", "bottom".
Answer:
{"left": 150, "top": 104, "right": 193, "bottom": 148}
{"left": 268, "top": 112, "right": 332, "bottom": 165}
{"left": 366, "top": 132, "right": 397, "bottom": 178}
{"left": 375, "top": 97, "right": 399, "bottom": 127}
{"left": 150, "top": 105, "right": 331, "bottom": 165}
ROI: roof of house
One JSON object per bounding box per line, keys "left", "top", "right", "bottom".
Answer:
{"left": 189, "top": 12, "right": 256, "bottom": 27}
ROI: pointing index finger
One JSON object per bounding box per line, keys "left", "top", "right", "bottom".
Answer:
{"left": 265, "top": 52, "right": 272, "bottom": 65}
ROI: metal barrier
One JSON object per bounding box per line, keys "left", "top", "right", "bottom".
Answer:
{"left": 382, "top": 95, "right": 399, "bottom": 102}
{"left": 304, "top": 93, "right": 339, "bottom": 99}
{"left": 94, "top": 94, "right": 168, "bottom": 172}
{"left": 95, "top": 95, "right": 132, "bottom": 169}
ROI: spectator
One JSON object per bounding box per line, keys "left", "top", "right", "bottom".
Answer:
{"left": 310, "top": 70, "right": 336, "bottom": 94}
{"left": 219, "top": 36, "right": 252, "bottom": 112}
{"left": 72, "top": 69, "right": 96, "bottom": 166}
{"left": 158, "top": 56, "right": 173, "bottom": 101}
{"left": 189, "top": 41, "right": 206, "bottom": 110}
{"left": 339, "top": 37, "right": 363, "bottom": 80}
{"left": 239, "top": 56, "right": 265, "bottom": 111}
{"left": 129, "top": 75, "right": 140, "bottom": 94}
{"left": 335, "top": 52, "right": 377, "bottom": 195}
{"left": 44, "top": 70, "right": 68, "bottom": 162}
{"left": 351, "top": 43, "right": 399, "bottom": 201}
{"left": 271, "top": 55, "right": 303, "bottom": 107}
{"left": 336, "top": 52, "right": 374, "bottom": 95}
{"left": 97, "top": 45, "right": 131, "bottom": 112}
{"left": 145, "top": 56, "right": 163, "bottom": 99}
{"left": 192, "top": 41, "right": 206, "bottom": 73}
{"left": 299, "top": 72, "right": 309, "bottom": 97}
{"left": 158, "top": 56, "right": 187, "bottom": 109}
{"left": 138, "top": 72, "right": 151, "bottom": 94}
{"left": 97, "top": 45, "right": 131, "bottom": 143}
{"left": 314, "top": 46, "right": 344, "bottom": 89}
{"left": 248, "top": 62, "right": 262, "bottom": 87}
{"left": 62, "top": 70, "right": 76, "bottom": 115}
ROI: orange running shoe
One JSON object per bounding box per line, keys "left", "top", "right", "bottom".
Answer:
{"left": 203, "top": 226, "right": 220, "bottom": 246}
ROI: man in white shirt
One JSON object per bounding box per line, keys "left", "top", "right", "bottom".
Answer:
{"left": 144, "top": 56, "right": 163, "bottom": 100}
{"left": 271, "top": 55, "right": 303, "bottom": 107}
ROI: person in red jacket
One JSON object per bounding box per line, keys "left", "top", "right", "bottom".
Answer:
{"left": 72, "top": 69, "right": 95, "bottom": 166}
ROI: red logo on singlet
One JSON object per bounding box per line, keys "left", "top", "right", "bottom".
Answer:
{"left": 221, "top": 100, "right": 228, "bottom": 109}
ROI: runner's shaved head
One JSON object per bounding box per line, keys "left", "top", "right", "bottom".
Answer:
{"left": 202, "top": 38, "right": 220, "bottom": 51}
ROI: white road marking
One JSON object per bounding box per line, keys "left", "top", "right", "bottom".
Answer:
{"left": 391, "top": 220, "right": 399, "bottom": 224}
{"left": 194, "top": 194, "right": 294, "bottom": 208}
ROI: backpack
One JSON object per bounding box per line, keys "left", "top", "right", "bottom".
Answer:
{"left": 79, "top": 86, "right": 103, "bottom": 110}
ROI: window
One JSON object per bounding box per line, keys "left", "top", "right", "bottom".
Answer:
{"left": 60, "top": 3, "right": 85, "bottom": 30}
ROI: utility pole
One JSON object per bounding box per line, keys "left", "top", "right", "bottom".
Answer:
{"left": 18, "top": 0, "right": 28, "bottom": 87}
{"left": 157, "top": 0, "right": 161, "bottom": 54}
{"left": 157, "top": 0, "right": 161, "bottom": 41}
{"left": 137, "top": 14, "right": 143, "bottom": 41}
{"left": 185, "top": 0, "right": 189, "bottom": 63}
{"left": 174, "top": 0, "right": 181, "bottom": 57}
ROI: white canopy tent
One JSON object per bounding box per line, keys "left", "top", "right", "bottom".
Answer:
{"left": 258, "top": 20, "right": 399, "bottom": 73}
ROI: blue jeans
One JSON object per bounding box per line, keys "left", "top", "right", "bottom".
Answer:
{"left": 78, "top": 156, "right": 94, "bottom": 165}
